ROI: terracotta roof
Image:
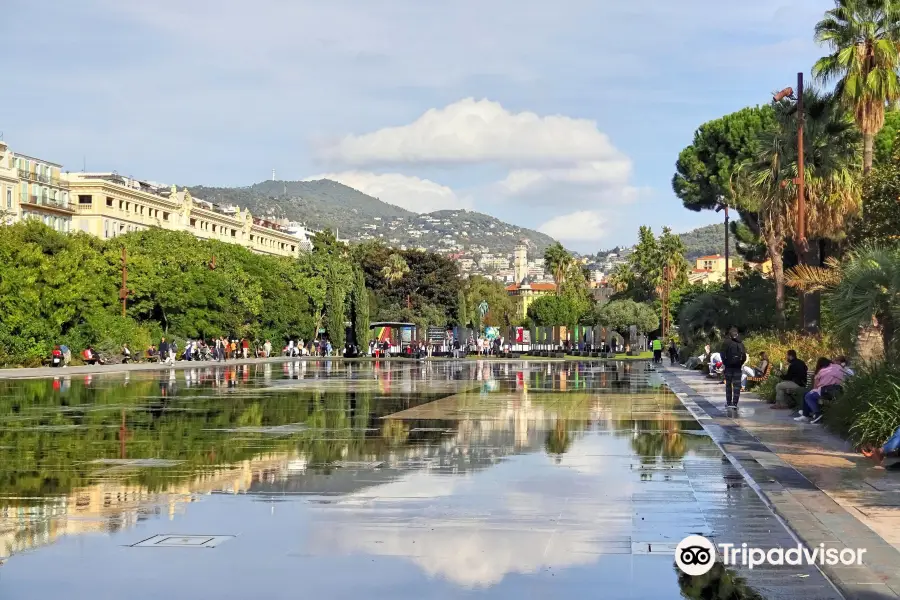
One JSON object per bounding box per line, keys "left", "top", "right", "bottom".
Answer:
{"left": 506, "top": 283, "right": 556, "bottom": 292}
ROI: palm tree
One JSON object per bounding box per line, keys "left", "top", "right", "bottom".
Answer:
{"left": 608, "top": 263, "right": 633, "bottom": 293}
{"left": 380, "top": 253, "right": 409, "bottom": 287}
{"left": 544, "top": 242, "right": 572, "bottom": 296}
{"left": 752, "top": 87, "right": 861, "bottom": 331}
{"left": 829, "top": 245, "right": 900, "bottom": 357}
{"left": 813, "top": 0, "right": 900, "bottom": 173}
{"left": 786, "top": 246, "right": 900, "bottom": 359}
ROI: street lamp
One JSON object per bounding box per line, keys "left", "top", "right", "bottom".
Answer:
{"left": 773, "top": 73, "right": 807, "bottom": 259}
{"left": 715, "top": 196, "right": 730, "bottom": 290}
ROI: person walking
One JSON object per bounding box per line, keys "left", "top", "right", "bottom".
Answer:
{"left": 264, "top": 339, "right": 272, "bottom": 358}
{"left": 720, "top": 326, "right": 747, "bottom": 410}
{"left": 667, "top": 340, "right": 678, "bottom": 366}
{"left": 241, "top": 338, "right": 249, "bottom": 359}
{"left": 159, "top": 337, "right": 172, "bottom": 365}
{"left": 651, "top": 337, "right": 663, "bottom": 364}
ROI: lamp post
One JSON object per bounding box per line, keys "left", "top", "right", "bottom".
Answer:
{"left": 715, "top": 196, "right": 730, "bottom": 290}
{"left": 775, "top": 72, "right": 812, "bottom": 332}
{"left": 774, "top": 72, "right": 807, "bottom": 258}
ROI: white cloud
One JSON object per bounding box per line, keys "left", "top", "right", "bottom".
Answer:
{"left": 303, "top": 171, "right": 471, "bottom": 213}
{"left": 538, "top": 211, "right": 609, "bottom": 242}
{"left": 320, "top": 98, "right": 628, "bottom": 168}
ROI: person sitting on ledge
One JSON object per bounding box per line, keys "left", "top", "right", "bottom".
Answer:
{"left": 794, "top": 358, "right": 846, "bottom": 424}
{"left": 741, "top": 351, "right": 769, "bottom": 390}
{"left": 862, "top": 426, "right": 900, "bottom": 469}
{"left": 684, "top": 344, "right": 711, "bottom": 370}
{"left": 773, "top": 350, "right": 807, "bottom": 408}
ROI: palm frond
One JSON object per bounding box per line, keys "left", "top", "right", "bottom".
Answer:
{"left": 785, "top": 264, "right": 841, "bottom": 292}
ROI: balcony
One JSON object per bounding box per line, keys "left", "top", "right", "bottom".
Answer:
{"left": 22, "top": 195, "right": 75, "bottom": 214}
{"left": 18, "top": 169, "right": 69, "bottom": 189}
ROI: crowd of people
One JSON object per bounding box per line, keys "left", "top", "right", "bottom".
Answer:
{"left": 680, "top": 328, "right": 899, "bottom": 468}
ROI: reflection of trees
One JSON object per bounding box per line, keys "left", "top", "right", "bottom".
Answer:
{"left": 0, "top": 377, "right": 384, "bottom": 498}
{"left": 676, "top": 562, "right": 765, "bottom": 600}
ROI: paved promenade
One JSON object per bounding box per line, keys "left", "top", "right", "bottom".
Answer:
{"left": 661, "top": 364, "right": 900, "bottom": 600}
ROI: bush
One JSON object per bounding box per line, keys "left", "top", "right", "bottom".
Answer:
{"left": 63, "top": 312, "right": 157, "bottom": 361}
{"left": 742, "top": 331, "right": 846, "bottom": 373}
{"left": 824, "top": 362, "right": 900, "bottom": 449}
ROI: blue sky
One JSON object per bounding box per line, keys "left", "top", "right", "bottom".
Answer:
{"left": 2, "top": 0, "right": 828, "bottom": 250}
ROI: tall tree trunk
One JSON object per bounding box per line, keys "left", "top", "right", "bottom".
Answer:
{"left": 763, "top": 226, "right": 786, "bottom": 329}
{"left": 800, "top": 239, "right": 822, "bottom": 334}
{"left": 881, "top": 313, "right": 895, "bottom": 360}
{"left": 863, "top": 132, "right": 875, "bottom": 174}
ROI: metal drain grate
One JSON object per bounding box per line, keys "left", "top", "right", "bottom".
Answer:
{"left": 131, "top": 535, "right": 234, "bottom": 548}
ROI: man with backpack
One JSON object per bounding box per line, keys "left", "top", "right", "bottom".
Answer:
{"left": 720, "top": 326, "right": 747, "bottom": 410}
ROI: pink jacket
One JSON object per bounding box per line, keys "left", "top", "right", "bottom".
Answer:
{"left": 813, "top": 363, "right": 846, "bottom": 393}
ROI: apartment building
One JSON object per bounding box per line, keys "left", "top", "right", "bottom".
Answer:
{"left": 0, "top": 141, "right": 73, "bottom": 232}
{"left": 67, "top": 172, "right": 302, "bottom": 257}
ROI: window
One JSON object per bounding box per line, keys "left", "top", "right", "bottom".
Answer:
{"left": 106, "top": 197, "right": 113, "bottom": 207}
{"left": 119, "top": 200, "right": 124, "bottom": 210}
{"left": 62, "top": 192, "right": 69, "bottom": 207}
{"left": 231, "top": 229, "right": 236, "bottom": 237}
{"left": 189, "top": 218, "right": 196, "bottom": 227}
{"left": 5, "top": 188, "right": 10, "bottom": 210}
{"left": 79, "top": 195, "right": 93, "bottom": 205}
{"left": 163, "top": 211, "right": 170, "bottom": 221}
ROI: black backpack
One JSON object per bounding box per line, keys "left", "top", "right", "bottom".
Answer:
{"left": 724, "top": 340, "right": 746, "bottom": 368}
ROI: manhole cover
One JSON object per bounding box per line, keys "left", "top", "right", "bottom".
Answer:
{"left": 131, "top": 535, "right": 234, "bottom": 548}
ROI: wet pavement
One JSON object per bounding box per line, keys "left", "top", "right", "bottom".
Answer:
{"left": 662, "top": 365, "right": 900, "bottom": 599}
{"left": 0, "top": 361, "right": 842, "bottom": 599}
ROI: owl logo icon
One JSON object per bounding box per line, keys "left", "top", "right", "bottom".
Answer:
{"left": 675, "top": 535, "right": 717, "bottom": 576}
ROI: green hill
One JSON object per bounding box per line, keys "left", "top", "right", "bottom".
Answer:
{"left": 678, "top": 223, "right": 735, "bottom": 260}
{"left": 185, "top": 179, "right": 557, "bottom": 255}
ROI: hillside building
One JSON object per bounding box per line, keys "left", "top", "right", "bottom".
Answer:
{"left": 689, "top": 254, "right": 737, "bottom": 284}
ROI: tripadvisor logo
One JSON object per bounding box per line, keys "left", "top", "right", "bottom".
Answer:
{"left": 675, "top": 535, "right": 867, "bottom": 574}
{"left": 675, "top": 535, "right": 716, "bottom": 576}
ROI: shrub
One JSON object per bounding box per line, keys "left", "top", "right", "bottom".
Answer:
{"left": 742, "top": 331, "right": 846, "bottom": 374}
{"left": 824, "top": 362, "right": 900, "bottom": 449}
{"left": 63, "top": 312, "right": 156, "bottom": 360}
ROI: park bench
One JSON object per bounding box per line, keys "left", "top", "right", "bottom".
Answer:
{"left": 745, "top": 363, "right": 772, "bottom": 388}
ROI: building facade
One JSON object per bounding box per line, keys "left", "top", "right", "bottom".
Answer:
{"left": 66, "top": 173, "right": 302, "bottom": 257}
{"left": 0, "top": 142, "right": 16, "bottom": 224}
{"left": 506, "top": 282, "right": 556, "bottom": 319}
{"left": 689, "top": 254, "right": 736, "bottom": 284}
{"left": 0, "top": 142, "right": 73, "bottom": 232}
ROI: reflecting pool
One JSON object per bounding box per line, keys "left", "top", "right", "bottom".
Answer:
{"left": 0, "top": 361, "right": 823, "bottom": 599}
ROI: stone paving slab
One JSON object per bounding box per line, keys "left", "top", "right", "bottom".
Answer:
{"left": 661, "top": 365, "right": 900, "bottom": 599}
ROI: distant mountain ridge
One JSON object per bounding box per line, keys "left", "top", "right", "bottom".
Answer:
{"left": 185, "top": 179, "right": 557, "bottom": 255}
